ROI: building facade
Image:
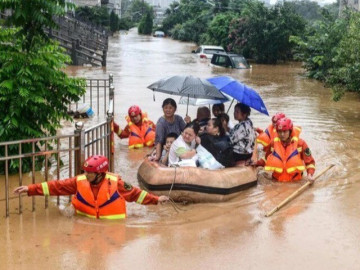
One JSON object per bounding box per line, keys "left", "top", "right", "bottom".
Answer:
{"left": 71, "top": 0, "right": 101, "bottom": 7}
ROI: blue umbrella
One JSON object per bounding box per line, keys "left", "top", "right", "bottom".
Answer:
{"left": 207, "top": 76, "right": 269, "bottom": 116}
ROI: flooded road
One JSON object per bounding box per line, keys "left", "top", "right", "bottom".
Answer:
{"left": 1, "top": 28, "right": 360, "bottom": 270}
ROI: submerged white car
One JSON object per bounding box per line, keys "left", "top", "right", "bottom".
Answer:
{"left": 153, "top": 31, "right": 165, "bottom": 37}
{"left": 192, "top": 45, "right": 226, "bottom": 59}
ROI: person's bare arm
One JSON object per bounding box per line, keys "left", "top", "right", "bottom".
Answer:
{"left": 155, "top": 142, "right": 162, "bottom": 161}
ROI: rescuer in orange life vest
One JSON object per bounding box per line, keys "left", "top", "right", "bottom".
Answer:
{"left": 256, "top": 112, "right": 302, "bottom": 152}
{"left": 13, "top": 155, "right": 169, "bottom": 219}
{"left": 113, "top": 105, "right": 156, "bottom": 149}
{"left": 255, "top": 118, "right": 316, "bottom": 183}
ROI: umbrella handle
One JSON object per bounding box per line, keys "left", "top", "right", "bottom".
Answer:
{"left": 186, "top": 95, "right": 189, "bottom": 116}
{"left": 226, "top": 99, "right": 235, "bottom": 114}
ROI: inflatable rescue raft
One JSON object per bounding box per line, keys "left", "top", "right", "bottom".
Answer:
{"left": 137, "top": 159, "right": 257, "bottom": 203}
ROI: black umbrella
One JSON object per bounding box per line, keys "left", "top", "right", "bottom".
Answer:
{"left": 147, "top": 75, "right": 226, "bottom": 115}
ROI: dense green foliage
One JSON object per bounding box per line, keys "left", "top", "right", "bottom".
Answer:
{"left": 160, "top": 0, "right": 359, "bottom": 99}
{"left": 286, "top": 0, "right": 322, "bottom": 21}
{"left": 118, "top": 18, "right": 133, "bottom": 30}
{"left": 0, "top": 0, "right": 86, "bottom": 172}
{"left": 201, "top": 13, "right": 236, "bottom": 49}
{"left": 110, "top": 10, "right": 119, "bottom": 32}
{"left": 126, "top": 0, "right": 153, "bottom": 23}
{"left": 162, "top": 0, "right": 214, "bottom": 42}
{"left": 327, "top": 12, "right": 360, "bottom": 100}
{"left": 229, "top": 2, "right": 306, "bottom": 64}
{"left": 291, "top": 10, "right": 360, "bottom": 100}
{"left": 138, "top": 11, "right": 154, "bottom": 35}
{"left": 75, "top": 6, "right": 133, "bottom": 32}
{"left": 162, "top": 2, "right": 183, "bottom": 34}
{"left": 162, "top": 0, "right": 307, "bottom": 62}
{"left": 76, "top": 6, "right": 110, "bottom": 28}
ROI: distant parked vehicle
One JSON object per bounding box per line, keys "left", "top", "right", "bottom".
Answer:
{"left": 210, "top": 52, "right": 250, "bottom": 69}
{"left": 192, "top": 45, "right": 225, "bottom": 59}
{"left": 153, "top": 31, "right": 165, "bottom": 37}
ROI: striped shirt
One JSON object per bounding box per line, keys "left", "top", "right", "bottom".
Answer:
{"left": 229, "top": 118, "right": 255, "bottom": 155}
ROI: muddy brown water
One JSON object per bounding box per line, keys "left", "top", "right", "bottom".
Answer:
{"left": 1, "top": 28, "right": 360, "bottom": 270}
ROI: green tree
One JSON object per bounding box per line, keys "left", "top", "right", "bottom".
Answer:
{"left": 323, "top": 1, "right": 339, "bottom": 19}
{"left": 110, "top": 10, "right": 119, "bottom": 32}
{"left": 162, "top": 2, "right": 183, "bottom": 34}
{"left": 201, "top": 12, "right": 236, "bottom": 49}
{"left": 329, "top": 12, "right": 360, "bottom": 100}
{"left": 163, "top": 0, "right": 214, "bottom": 42}
{"left": 228, "top": 0, "right": 247, "bottom": 13}
{"left": 291, "top": 10, "right": 360, "bottom": 101}
{"left": 138, "top": 11, "right": 153, "bottom": 35}
{"left": 0, "top": 0, "right": 86, "bottom": 172}
{"left": 290, "top": 9, "right": 346, "bottom": 81}
{"left": 228, "top": 1, "right": 306, "bottom": 64}
{"left": 172, "top": 11, "right": 211, "bottom": 43}
{"left": 75, "top": 6, "right": 110, "bottom": 28}
{"left": 127, "top": 0, "right": 153, "bottom": 23}
{"left": 118, "top": 18, "right": 133, "bottom": 30}
{"left": 285, "top": 0, "right": 322, "bottom": 22}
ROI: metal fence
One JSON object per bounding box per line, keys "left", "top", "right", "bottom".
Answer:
{"left": 0, "top": 76, "right": 115, "bottom": 217}
{"left": 69, "top": 74, "right": 114, "bottom": 116}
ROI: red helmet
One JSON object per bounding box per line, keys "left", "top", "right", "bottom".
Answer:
{"left": 128, "top": 105, "right": 142, "bottom": 117}
{"left": 83, "top": 155, "right": 109, "bottom": 173}
{"left": 272, "top": 112, "right": 286, "bottom": 124}
{"left": 276, "top": 118, "right": 293, "bottom": 131}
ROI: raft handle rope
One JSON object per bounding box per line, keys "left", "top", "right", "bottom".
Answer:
{"left": 167, "top": 166, "right": 187, "bottom": 212}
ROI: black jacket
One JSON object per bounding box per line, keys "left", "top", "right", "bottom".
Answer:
{"left": 200, "top": 134, "right": 234, "bottom": 167}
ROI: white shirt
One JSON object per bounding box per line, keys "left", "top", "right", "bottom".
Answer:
{"left": 168, "top": 135, "right": 196, "bottom": 166}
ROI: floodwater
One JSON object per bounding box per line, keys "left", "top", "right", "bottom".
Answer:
{"left": 1, "top": 28, "right": 360, "bottom": 270}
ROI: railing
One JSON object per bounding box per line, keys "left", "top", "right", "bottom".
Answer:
{"left": 69, "top": 74, "right": 114, "bottom": 116}
{"left": 75, "top": 100, "right": 114, "bottom": 175}
{"left": 1, "top": 12, "right": 109, "bottom": 67}
{"left": 48, "top": 34, "right": 107, "bottom": 67}
{"left": 0, "top": 76, "right": 115, "bottom": 217}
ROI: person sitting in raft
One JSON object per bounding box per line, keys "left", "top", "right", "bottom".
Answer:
{"left": 192, "top": 106, "right": 211, "bottom": 134}
{"left": 113, "top": 105, "right": 156, "bottom": 149}
{"left": 255, "top": 117, "right": 315, "bottom": 183}
{"left": 212, "top": 104, "right": 234, "bottom": 130}
{"left": 152, "top": 98, "right": 186, "bottom": 162}
{"left": 159, "top": 132, "right": 178, "bottom": 166}
{"left": 13, "top": 155, "right": 169, "bottom": 219}
{"left": 199, "top": 118, "right": 234, "bottom": 167}
{"left": 217, "top": 113, "right": 231, "bottom": 135}
{"left": 229, "top": 103, "right": 256, "bottom": 166}
{"left": 168, "top": 122, "right": 200, "bottom": 167}
{"left": 212, "top": 103, "right": 225, "bottom": 117}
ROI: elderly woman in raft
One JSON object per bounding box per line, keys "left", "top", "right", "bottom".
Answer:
{"left": 168, "top": 122, "right": 200, "bottom": 167}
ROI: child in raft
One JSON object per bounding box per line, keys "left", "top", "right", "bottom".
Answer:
{"left": 148, "top": 132, "right": 178, "bottom": 166}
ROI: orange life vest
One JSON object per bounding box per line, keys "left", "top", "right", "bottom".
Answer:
{"left": 257, "top": 124, "right": 276, "bottom": 147}
{"left": 264, "top": 134, "right": 305, "bottom": 182}
{"left": 257, "top": 125, "right": 302, "bottom": 147}
{"left": 126, "top": 112, "right": 155, "bottom": 149}
{"left": 71, "top": 173, "right": 126, "bottom": 219}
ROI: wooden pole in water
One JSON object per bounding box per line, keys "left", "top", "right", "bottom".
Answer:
{"left": 265, "top": 164, "right": 335, "bottom": 217}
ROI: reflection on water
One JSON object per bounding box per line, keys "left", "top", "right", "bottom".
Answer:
{"left": 1, "top": 28, "right": 360, "bottom": 270}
